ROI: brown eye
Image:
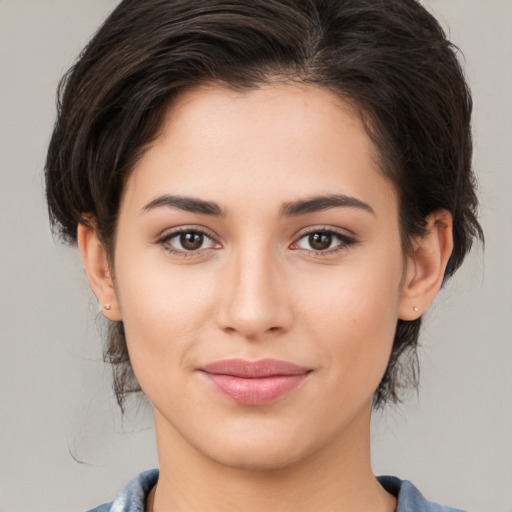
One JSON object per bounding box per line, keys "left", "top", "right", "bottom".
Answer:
{"left": 161, "top": 229, "right": 217, "bottom": 254}
{"left": 180, "top": 232, "right": 204, "bottom": 251}
{"left": 309, "top": 232, "right": 333, "bottom": 251}
{"left": 293, "top": 229, "right": 356, "bottom": 254}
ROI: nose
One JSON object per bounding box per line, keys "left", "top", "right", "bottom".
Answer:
{"left": 216, "top": 246, "right": 294, "bottom": 341}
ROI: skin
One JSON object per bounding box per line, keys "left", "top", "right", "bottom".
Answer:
{"left": 79, "top": 83, "right": 453, "bottom": 512}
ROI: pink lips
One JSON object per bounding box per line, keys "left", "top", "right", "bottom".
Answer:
{"left": 201, "top": 359, "right": 311, "bottom": 406}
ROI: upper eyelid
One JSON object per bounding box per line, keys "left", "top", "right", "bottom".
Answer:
{"left": 158, "top": 225, "right": 218, "bottom": 241}
{"left": 293, "top": 226, "right": 356, "bottom": 241}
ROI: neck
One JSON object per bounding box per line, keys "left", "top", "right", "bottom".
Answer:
{"left": 149, "top": 404, "right": 396, "bottom": 512}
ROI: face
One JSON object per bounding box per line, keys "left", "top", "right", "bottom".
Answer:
{"left": 111, "top": 83, "right": 408, "bottom": 469}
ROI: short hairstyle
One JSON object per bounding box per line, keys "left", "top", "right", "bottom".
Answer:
{"left": 45, "top": 0, "right": 483, "bottom": 410}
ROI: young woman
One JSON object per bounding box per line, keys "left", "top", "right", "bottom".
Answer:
{"left": 45, "top": 1, "right": 482, "bottom": 511}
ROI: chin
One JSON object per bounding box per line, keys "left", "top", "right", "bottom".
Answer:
{"left": 193, "top": 423, "right": 320, "bottom": 472}
{"left": 204, "top": 444, "right": 305, "bottom": 472}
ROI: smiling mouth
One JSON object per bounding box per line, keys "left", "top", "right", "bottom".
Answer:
{"left": 200, "top": 358, "right": 312, "bottom": 406}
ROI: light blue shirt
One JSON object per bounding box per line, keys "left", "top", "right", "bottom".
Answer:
{"left": 87, "top": 469, "right": 468, "bottom": 512}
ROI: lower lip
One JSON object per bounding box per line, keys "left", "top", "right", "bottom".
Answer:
{"left": 203, "top": 373, "right": 309, "bottom": 406}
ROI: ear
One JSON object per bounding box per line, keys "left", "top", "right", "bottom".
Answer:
{"left": 398, "top": 209, "right": 454, "bottom": 321}
{"left": 77, "top": 222, "right": 122, "bottom": 321}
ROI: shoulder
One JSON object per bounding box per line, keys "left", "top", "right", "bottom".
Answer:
{"left": 86, "top": 469, "right": 159, "bottom": 512}
{"left": 378, "top": 476, "right": 468, "bottom": 512}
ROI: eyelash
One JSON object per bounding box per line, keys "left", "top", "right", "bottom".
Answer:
{"left": 156, "top": 226, "right": 357, "bottom": 257}
{"left": 157, "top": 227, "right": 220, "bottom": 257}
{"left": 291, "top": 227, "right": 357, "bottom": 255}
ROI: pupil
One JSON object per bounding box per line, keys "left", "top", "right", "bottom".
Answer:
{"left": 309, "top": 232, "right": 332, "bottom": 250}
{"left": 181, "top": 232, "right": 203, "bottom": 250}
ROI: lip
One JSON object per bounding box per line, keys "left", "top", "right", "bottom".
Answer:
{"left": 200, "top": 358, "right": 311, "bottom": 406}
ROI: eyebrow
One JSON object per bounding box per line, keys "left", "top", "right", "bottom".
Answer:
{"left": 141, "top": 193, "right": 374, "bottom": 217}
{"left": 279, "top": 194, "right": 375, "bottom": 217}
{"left": 142, "top": 195, "right": 226, "bottom": 217}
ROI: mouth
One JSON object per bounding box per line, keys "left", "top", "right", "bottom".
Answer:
{"left": 200, "top": 358, "right": 312, "bottom": 406}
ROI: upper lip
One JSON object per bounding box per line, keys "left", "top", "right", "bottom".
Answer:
{"left": 201, "top": 358, "right": 311, "bottom": 378}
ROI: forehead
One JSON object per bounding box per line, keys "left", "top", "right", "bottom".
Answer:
{"left": 160, "top": 82, "right": 368, "bottom": 157}
{"left": 122, "top": 83, "right": 397, "bottom": 217}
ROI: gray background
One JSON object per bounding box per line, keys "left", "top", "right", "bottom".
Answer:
{"left": 1, "top": 1, "right": 511, "bottom": 511}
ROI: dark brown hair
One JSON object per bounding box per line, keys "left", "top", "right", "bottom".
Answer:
{"left": 45, "top": 0, "right": 483, "bottom": 410}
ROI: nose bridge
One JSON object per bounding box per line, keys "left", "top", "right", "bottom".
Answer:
{"left": 218, "top": 240, "right": 292, "bottom": 339}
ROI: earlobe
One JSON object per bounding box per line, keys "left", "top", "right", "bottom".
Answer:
{"left": 398, "top": 209, "right": 454, "bottom": 321}
{"left": 77, "top": 222, "right": 122, "bottom": 321}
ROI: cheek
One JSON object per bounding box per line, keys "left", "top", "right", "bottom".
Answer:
{"left": 296, "top": 254, "right": 402, "bottom": 390}
{"left": 112, "top": 249, "right": 218, "bottom": 388}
